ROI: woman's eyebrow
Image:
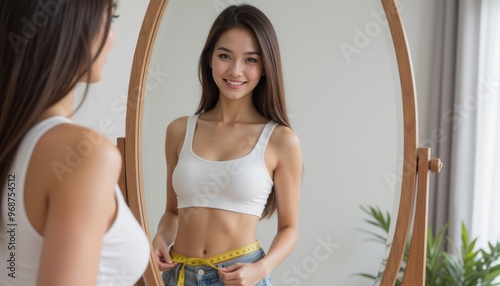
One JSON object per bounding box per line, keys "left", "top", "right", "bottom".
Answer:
{"left": 216, "top": 47, "right": 261, "bottom": 56}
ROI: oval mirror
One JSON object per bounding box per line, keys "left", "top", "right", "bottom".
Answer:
{"left": 124, "top": 0, "right": 419, "bottom": 285}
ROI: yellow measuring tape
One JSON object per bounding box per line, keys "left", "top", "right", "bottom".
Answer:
{"left": 169, "top": 241, "right": 260, "bottom": 286}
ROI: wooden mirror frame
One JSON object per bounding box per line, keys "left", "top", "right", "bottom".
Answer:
{"left": 119, "top": 0, "right": 442, "bottom": 285}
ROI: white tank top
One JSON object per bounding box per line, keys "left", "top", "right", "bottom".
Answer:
{"left": 172, "top": 114, "right": 278, "bottom": 218}
{"left": 0, "top": 116, "right": 149, "bottom": 286}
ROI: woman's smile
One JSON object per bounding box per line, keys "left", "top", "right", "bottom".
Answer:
{"left": 224, "top": 78, "right": 247, "bottom": 88}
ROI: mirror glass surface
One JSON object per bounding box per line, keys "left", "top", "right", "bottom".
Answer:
{"left": 142, "top": 0, "right": 404, "bottom": 284}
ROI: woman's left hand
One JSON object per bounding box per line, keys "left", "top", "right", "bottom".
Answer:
{"left": 218, "top": 262, "right": 267, "bottom": 286}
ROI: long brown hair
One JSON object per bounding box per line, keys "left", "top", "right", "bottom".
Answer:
{"left": 197, "top": 4, "right": 288, "bottom": 219}
{"left": 0, "top": 0, "right": 115, "bottom": 211}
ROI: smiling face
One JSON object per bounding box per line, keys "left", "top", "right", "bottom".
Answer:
{"left": 210, "top": 27, "right": 264, "bottom": 101}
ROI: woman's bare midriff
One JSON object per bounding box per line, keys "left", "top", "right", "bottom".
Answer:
{"left": 173, "top": 207, "right": 260, "bottom": 259}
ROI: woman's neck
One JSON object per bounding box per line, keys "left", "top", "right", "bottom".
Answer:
{"left": 34, "top": 90, "right": 75, "bottom": 125}
{"left": 204, "top": 94, "right": 264, "bottom": 124}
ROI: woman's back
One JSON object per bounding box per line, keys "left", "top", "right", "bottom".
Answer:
{"left": 0, "top": 116, "right": 149, "bottom": 286}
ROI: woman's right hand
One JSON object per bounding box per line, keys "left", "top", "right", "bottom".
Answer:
{"left": 152, "top": 235, "right": 178, "bottom": 271}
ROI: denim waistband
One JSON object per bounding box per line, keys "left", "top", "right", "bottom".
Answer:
{"left": 163, "top": 246, "right": 272, "bottom": 285}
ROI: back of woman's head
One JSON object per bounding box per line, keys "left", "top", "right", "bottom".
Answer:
{"left": 0, "top": 0, "right": 115, "bottom": 189}
{"left": 197, "top": 5, "right": 289, "bottom": 129}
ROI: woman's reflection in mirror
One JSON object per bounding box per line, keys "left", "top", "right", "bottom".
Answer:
{"left": 153, "top": 4, "right": 303, "bottom": 286}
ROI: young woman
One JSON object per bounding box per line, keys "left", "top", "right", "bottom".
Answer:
{"left": 0, "top": 1, "right": 149, "bottom": 285}
{"left": 153, "top": 4, "right": 303, "bottom": 286}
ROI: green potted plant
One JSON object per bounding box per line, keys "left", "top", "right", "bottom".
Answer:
{"left": 358, "top": 206, "right": 500, "bottom": 286}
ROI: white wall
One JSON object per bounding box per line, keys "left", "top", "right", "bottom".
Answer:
{"left": 74, "top": 0, "right": 439, "bottom": 146}
{"left": 74, "top": 0, "right": 440, "bottom": 285}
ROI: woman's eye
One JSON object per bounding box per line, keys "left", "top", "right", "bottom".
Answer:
{"left": 246, "top": 58, "right": 258, "bottom": 63}
{"left": 219, "top": 54, "right": 230, "bottom": 60}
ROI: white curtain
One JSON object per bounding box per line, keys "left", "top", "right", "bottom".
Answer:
{"left": 446, "top": 0, "right": 482, "bottom": 248}
{"left": 429, "top": 0, "right": 500, "bottom": 250}
{"left": 471, "top": 0, "right": 500, "bottom": 247}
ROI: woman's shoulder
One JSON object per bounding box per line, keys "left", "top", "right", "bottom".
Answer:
{"left": 271, "top": 125, "right": 301, "bottom": 148}
{"left": 269, "top": 125, "right": 302, "bottom": 169}
{"left": 165, "top": 116, "right": 192, "bottom": 147}
{"left": 41, "top": 123, "right": 118, "bottom": 154}
{"left": 165, "top": 115, "right": 192, "bottom": 136}
{"left": 37, "top": 123, "right": 121, "bottom": 173}
{"left": 167, "top": 116, "right": 189, "bottom": 130}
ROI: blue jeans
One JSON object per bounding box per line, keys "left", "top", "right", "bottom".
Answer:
{"left": 162, "top": 247, "right": 272, "bottom": 286}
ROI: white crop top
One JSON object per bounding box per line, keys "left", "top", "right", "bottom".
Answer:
{"left": 172, "top": 114, "right": 278, "bottom": 218}
{"left": 0, "top": 116, "right": 149, "bottom": 286}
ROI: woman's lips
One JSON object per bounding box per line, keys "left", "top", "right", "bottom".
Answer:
{"left": 224, "top": 79, "right": 246, "bottom": 89}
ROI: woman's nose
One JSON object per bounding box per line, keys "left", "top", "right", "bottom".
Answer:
{"left": 228, "top": 61, "right": 243, "bottom": 77}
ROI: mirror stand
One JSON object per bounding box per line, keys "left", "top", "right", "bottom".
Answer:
{"left": 377, "top": 0, "right": 442, "bottom": 283}
{"left": 397, "top": 148, "right": 442, "bottom": 286}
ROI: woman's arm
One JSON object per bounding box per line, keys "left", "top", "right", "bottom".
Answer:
{"left": 152, "top": 117, "right": 188, "bottom": 271}
{"left": 36, "top": 128, "right": 121, "bottom": 286}
{"left": 256, "top": 126, "right": 302, "bottom": 272}
{"left": 220, "top": 126, "right": 303, "bottom": 285}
